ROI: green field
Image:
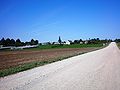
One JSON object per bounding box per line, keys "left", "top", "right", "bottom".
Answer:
{"left": 26, "top": 44, "right": 103, "bottom": 50}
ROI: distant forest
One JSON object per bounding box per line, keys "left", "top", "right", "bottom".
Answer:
{"left": 0, "top": 38, "right": 38, "bottom": 47}
{"left": 72, "top": 38, "right": 112, "bottom": 44}
{"left": 72, "top": 38, "right": 120, "bottom": 44}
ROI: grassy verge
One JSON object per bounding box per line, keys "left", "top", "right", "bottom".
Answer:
{"left": 0, "top": 52, "right": 86, "bottom": 77}
{"left": 117, "top": 43, "right": 120, "bottom": 49}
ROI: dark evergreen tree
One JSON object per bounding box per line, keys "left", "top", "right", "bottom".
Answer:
{"left": 58, "top": 36, "right": 62, "bottom": 44}
{"left": 5, "top": 38, "right": 11, "bottom": 46}
{"left": 0, "top": 38, "right": 5, "bottom": 46}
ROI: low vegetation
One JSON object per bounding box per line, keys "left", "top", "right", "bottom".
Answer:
{"left": 117, "top": 43, "right": 120, "bottom": 49}
{"left": 26, "top": 44, "right": 103, "bottom": 50}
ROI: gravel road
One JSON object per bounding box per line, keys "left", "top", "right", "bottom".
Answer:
{"left": 0, "top": 42, "right": 120, "bottom": 90}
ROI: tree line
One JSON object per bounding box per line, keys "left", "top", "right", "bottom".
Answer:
{"left": 0, "top": 37, "right": 120, "bottom": 47}
{"left": 66, "top": 38, "right": 113, "bottom": 44}
{"left": 114, "top": 39, "right": 120, "bottom": 43}
{"left": 0, "top": 38, "right": 38, "bottom": 47}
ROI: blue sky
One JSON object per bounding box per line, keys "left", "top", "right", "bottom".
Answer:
{"left": 0, "top": 0, "right": 120, "bottom": 42}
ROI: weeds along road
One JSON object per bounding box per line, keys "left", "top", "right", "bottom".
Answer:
{"left": 0, "top": 42, "right": 120, "bottom": 90}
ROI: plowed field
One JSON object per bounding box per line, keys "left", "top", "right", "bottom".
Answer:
{"left": 0, "top": 48, "right": 98, "bottom": 70}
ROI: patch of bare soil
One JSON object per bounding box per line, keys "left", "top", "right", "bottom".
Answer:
{"left": 0, "top": 48, "right": 98, "bottom": 70}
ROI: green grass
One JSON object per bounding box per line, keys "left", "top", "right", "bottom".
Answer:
{"left": 0, "top": 44, "right": 103, "bottom": 51}
{"left": 117, "top": 43, "right": 120, "bottom": 48}
{"left": 0, "top": 52, "right": 85, "bottom": 77}
{"left": 25, "top": 44, "right": 103, "bottom": 50}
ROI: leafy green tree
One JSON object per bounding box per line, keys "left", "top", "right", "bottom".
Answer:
{"left": 30, "top": 39, "right": 35, "bottom": 45}
{"left": 30, "top": 39, "right": 39, "bottom": 45}
{"left": 10, "top": 39, "right": 15, "bottom": 46}
{"left": 15, "top": 39, "right": 21, "bottom": 46}
{"left": 74, "top": 40, "right": 79, "bottom": 44}
{"left": 35, "top": 40, "right": 38, "bottom": 45}
{"left": 25, "top": 42, "right": 30, "bottom": 45}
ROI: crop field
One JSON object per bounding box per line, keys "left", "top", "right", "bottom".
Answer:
{"left": 26, "top": 44, "right": 103, "bottom": 50}
{"left": 0, "top": 44, "right": 104, "bottom": 77}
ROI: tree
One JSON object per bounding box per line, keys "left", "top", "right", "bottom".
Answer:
{"left": 79, "top": 39, "right": 83, "bottom": 42}
{"left": 96, "top": 38, "right": 100, "bottom": 41}
{"left": 35, "top": 40, "right": 38, "bottom": 45}
{"left": 15, "top": 39, "right": 21, "bottom": 46}
{"left": 16, "top": 39, "right": 21, "bottom": 43}
{"left": 0, "top": 38, "right": 5, "bottom": 46}
{"left": 25, "top": 41, "right": 30, "bottom": 45}
{"left": 58, "top": 36, "right": 62, "bottom": 44}
{"left": 73, "top": 39, "right": 83, "bottom": 44}
{"left": 10, "top": 39, "right": 15, "bottom": 46}
{"left": 68, "top": 40, "right": 73, "bottom": 44}
{"left": 74, "top": 40, "right": 79, "bottom": 44}
{"left": 114, "top": 39, "right": 120, "bottom": 43}
{"left": 30, "top": 39, "right": 35, "bottom": 45}
{"left": 5, "top": 38, "right": 11, "bottom": 46}
{"left": 30, "top": 39, "right": 39, "bottom": 45}
{"left": 21, "top": 42, "right": 25, "bottom": 46}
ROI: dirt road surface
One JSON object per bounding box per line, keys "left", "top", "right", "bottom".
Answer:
{"left": 0, "top": 42, "right": 120, "bottom": 90}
